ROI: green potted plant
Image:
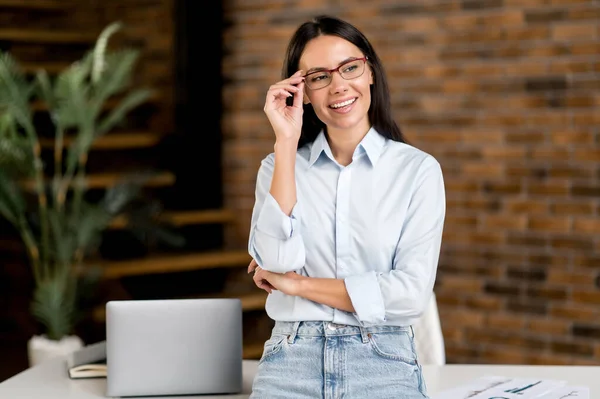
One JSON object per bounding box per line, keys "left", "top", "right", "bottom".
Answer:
{"left": 0, "top": 22, "right": 163, "bottom": 365}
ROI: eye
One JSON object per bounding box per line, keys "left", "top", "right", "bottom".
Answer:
{"left": 310, "top": 73, "right": 329, "bottom": 82}
{"left": 342, "top": 63, "right": 359, "bottom": 73}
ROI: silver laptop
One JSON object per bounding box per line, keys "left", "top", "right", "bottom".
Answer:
{"left": 105, "top": 298, "right": 243, "bottom": 397}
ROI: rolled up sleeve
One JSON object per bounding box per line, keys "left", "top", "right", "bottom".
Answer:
{"left": 248, "top": 154, "right": 306, "bottom": 273}
{"left": 345, "top": 159, "right": 445, "bottom": 326}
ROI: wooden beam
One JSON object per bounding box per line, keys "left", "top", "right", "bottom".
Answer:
{"left": 98, "top": 250, "right": 251, "bottom": 279}
{"left": 109, "top": 209, "right": 236, "bottom": 229}
{"left": 39, "top": 131, "right": 163, "bottom": 150}
{"left": 0, "top": 28, "right": 97, "bottom": 44}
{"left": 21, "top": 171, "right": 175, "bottom": 190}
{"left": 0, "top": 1, "right": 68, "bottom": 10}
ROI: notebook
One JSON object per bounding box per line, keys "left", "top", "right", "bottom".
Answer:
{"left": 105, "top": 298, "right": 243, "bottom": 397}
{"left": 66, "top": 341, "right": 107, "bottom": 379}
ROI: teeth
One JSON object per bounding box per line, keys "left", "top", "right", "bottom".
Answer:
{"left": 330, "top": 98, "right": 356, "bottom": 109}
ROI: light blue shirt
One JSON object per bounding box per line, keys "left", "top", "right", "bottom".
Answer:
{"left": 248, "top": 127, "right": 446, "bottom": 327}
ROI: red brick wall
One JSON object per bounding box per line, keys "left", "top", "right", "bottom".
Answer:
{"left": 221, "top": 1, "right": 600, "bottom": 365}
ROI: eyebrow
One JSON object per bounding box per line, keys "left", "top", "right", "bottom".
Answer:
{"left": 305, "top": 57, "right": 360, "bottom": 74}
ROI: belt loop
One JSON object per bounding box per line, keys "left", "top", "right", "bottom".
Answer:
{"left": 410, "top": 325, "right": 415, "bottom": 339}
{"left": 288, "top": 321, "right": 301, "bottom": 343}
{"left": 359, "top": 326, "right": 369, "bottom": 344}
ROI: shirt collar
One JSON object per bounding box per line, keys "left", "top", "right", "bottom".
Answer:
{"left": 357, "top": 127, "right": 386, "bottom": 166}
{"left": 308, "top": 127, "right": 386, "bottom": 167}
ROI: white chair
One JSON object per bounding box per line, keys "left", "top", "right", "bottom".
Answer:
{"left": 413, "top": 292, "right": 445, "bottom": 365}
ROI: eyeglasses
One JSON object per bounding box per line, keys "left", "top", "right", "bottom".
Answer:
{"left": 303, "top": 57, "right": 368, "bottom": 90}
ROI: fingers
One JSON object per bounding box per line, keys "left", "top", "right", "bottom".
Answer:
{"left": 252, "top": 268, "right": 274, "bottom": 294}
{"left": 247, "top": 258, "right": 258, "bottom": 274}
{"left": 292, "top": 81, "right": 305, "bottom": 109}
{"left": 266, "top": 71, "right": 304, "bottom": 102}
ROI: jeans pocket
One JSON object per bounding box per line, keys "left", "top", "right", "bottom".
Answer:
{"left": 368, "top": 331, "right": 418, "bottom": 365}
{"left": 259, "top": 334, "right": 287, "bottom": 363}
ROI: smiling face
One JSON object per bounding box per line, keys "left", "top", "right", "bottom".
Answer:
{"left": 299, "top": 35, "right": 373, "bottom": 137}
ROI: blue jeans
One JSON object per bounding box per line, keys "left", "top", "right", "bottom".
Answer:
{"left": 250, "top": 321, "right": 429, "bottom": 399}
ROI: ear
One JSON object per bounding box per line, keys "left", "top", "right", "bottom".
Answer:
{"left": 303, "top": 93, "right": 311, "bottom": 104}
{"left": 369, "top": 70, "right": 374, "bottom": 85}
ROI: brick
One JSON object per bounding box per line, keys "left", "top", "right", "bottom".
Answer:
{"left": 461, "top": 129, "right": 504, "bottom": 144}
{"left": 484, "top": 282, "right": 521, "bottom": 296}
{"left": 505, "top": 131, "right": 546, "bottom": 144}
{"left": 528, "top": 254, "right": 570, "bottom": 267}
{"left": 479, "top": 347, "right": 528, "bottom": 364}
{"left": 574, "top": 149, "right": 600, "bottom": 162}
{"left": 504, "top": 199, "right": 548, "bottom": 214}
{"left": 484, "top": 214, "right": 527, "bottom": 230}
{"left": 442, "top": 310, "right": 485, "bottom": 327}
{"left": 465, "top": 296, "right": 503, "bottom": 311}
{"left": 507, "top": 232, "right": 548, "bottom": 248}
{"left": 551, "top": 340, "right": 594, "bottom": 357}
{"left": 549, "top": 60, "right": 595, "bottom": 74}
{"left": 461, "top": 162, "right": 504, "bottom": 178}
{"left": 483, "top": 181, "right": 522, "bottom": 195}
{"left": 551, "top": 303, "right": 600, "bottom": 321}
{"left": 573, "top": 219, "right": 600, "bottom": 234}
{"left": 573, "top": 256, "right": 600, "bottom": 268}
{"left": 525, "top": 285, "right": 568, "bottom": 301}
{"left": 528, "top": 216, "right": 571, "bottom": 233}
{"left": 572, "top": 290, "right": 600, "bottom": 305}
{"left": 527, "top": 318, "right": 570, "bottom": 336}
{"left": 528, "top": 182, "right": 570, "bottom": 196}
{"left": 552, "top": 23, "right": 597, "bottom": 40}
{"left": 550, "top": 236, "right": 595, "bottom": 251}
{"left": 525, "top": 9, "right": 567, "bottom": 23}
{"left": 572, "top": 184, "right": 600, "bottom": 197}
{"left": 438, "top": 275, "right": 482, "bottom": 292}
{"left": 507, "top": 299, "right": 548, "bottom": 315}
{"left": 445, "top": 214, "right": 479, "bottom": 228}
{"left": 572, "top": 324, "right": 600, "bottom": 339}
{"left": 485, "top": 313, "right": 526, "bottom": 330}
{"left": 547, "top": 270, "right": 596, "bottom": 285}
{"left": 507, "top": 267, "right": 547, "bottom": 282}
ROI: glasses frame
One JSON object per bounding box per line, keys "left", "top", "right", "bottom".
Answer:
{"left": 302, "top": 56, "right": 369, "bottom": 90}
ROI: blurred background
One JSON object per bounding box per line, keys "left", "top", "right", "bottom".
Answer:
{"left": 0, "top": 0, "right": 599, "bottom": 382}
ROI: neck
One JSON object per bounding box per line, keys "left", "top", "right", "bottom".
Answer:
{"left": 326, "top": 126, "right": 370, "bottom": 166}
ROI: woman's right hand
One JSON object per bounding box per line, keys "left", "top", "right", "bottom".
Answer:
{"left": 263, "top": 70, "right": 305, "bottom": 143}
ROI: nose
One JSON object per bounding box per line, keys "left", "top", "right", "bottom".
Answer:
{"left": 328, "top": 71, "right": 348, "bottom": 94}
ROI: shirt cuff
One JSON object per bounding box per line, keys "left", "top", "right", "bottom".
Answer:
{"left": 344, "top": 272, "right": 386, "bottom": 326}
{"left": 255, "top": 193, "right": 300, "bottom": 240}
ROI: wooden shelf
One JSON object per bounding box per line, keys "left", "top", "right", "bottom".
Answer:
{"left": 0, "top": 1, "right": 68, "bottom": 10}
{"left": 92, "top": 292, "right": 267, "bottom": 322}
{"left": 109, "top": 208, "right": 236, "bottom": 229}
{"left": 40, "top": 131, "right": 163, "bottom": 150}
{"left": 0, "top": 28, "right": 97, "bottom": 44}
{"left": 243, "top": 343, "right": 264, "bottom": 360}
{"left": 21, "top": 171, "right": 175, "bottom": 190}
{"left": 31, "top": 92, "right": 159, "bottom": 112}
{"left": 21, "top": 61, "right": 70, "bottom": 75}
{"left": 97, "top": 250, "right": 251, "bottom": 279}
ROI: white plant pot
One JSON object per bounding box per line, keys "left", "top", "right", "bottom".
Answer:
{"left": 27, "top": 334, "right": 84, "bottom": 367}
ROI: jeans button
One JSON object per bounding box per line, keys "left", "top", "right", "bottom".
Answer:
{"left": 328, "top": 323, "right": 336, "bottom": 330}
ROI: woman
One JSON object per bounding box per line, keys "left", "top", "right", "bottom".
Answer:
{"left": 247, "top": 14, "right": 445, "bottom": 399}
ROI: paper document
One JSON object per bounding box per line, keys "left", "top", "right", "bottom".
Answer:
{"left": 432, "top": 375, "right": 587, "bottom": 399}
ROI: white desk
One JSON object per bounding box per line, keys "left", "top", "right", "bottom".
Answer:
{"left": 0, "top": 357, "right": 598, "bottom": 398}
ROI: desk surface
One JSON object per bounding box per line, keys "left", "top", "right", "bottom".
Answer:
{"left": 0, "top": 357, "right": 597, "bottom": 398}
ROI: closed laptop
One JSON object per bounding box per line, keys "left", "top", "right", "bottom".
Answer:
{"left": 105, "top": 298, "right": 243, "bottom": 397}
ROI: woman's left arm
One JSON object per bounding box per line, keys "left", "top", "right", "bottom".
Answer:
{"left": 343, "top": 159, "right": 445, "bottom": 325}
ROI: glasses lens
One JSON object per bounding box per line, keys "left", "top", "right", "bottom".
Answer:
{"left": 340, "top": 59, "right": 365, "bottom": 80}
{"left": 306, "top": 72, "right": 331, "bottom": 90}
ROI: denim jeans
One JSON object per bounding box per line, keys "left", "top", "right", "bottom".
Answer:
{"left": 250, "top": 321, "right": 429, "bottom": 399}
